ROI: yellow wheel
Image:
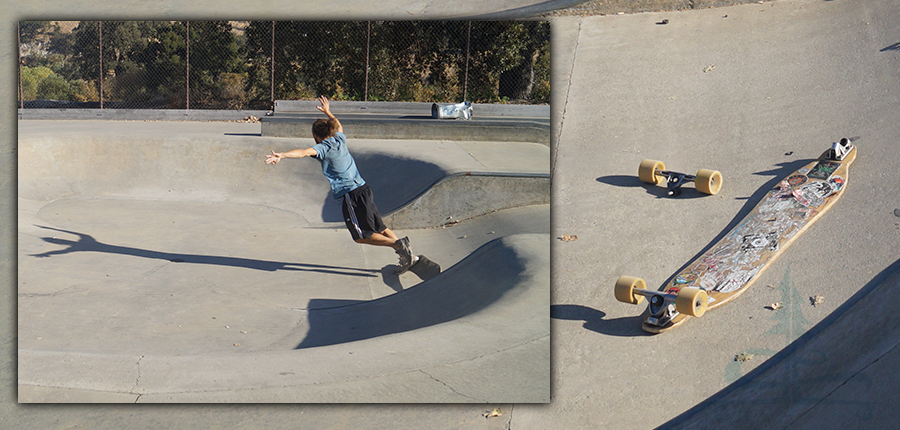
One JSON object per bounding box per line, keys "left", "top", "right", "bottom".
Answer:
{"left": 675, "top": 287, "right": 708, "bottom": 317}
{"left": 638, "top": 159, "right": 666, "bottom": 184}
{"left": 614, "top": 276, "right": 646, "bottom": 305}
{"left": 695, "top": 169, "right": 723, "bottom": 195}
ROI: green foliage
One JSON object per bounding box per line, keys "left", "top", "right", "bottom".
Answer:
{"left": 20, "top": 65, "right": 98, "bottom": 101}
{"left": 19, "top": 20, "right": 550, "bottom": 107}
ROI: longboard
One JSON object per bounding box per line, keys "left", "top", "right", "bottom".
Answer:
{"left": 616, "top": 138, "right": 856, "bottom": 333}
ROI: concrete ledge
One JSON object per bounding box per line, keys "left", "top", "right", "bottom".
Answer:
{"left": 385, "top": 172, "right": 551, "bottom": 229}
{"left": 543, "top": 0, "right": 776, "bottom": 16}
{"left": 17, "top": 108, "right": 269, "bottom": 122}
{"left": 274, "top": 100, "right": 550, "bottom": 118}
{"left": 261, "top": 116, "right": 550, "bottom": 144}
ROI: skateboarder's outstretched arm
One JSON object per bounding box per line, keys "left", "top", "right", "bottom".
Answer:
{"left": 265, "top": 147, "right": 317, "bottom": 165}
{"left": 316, "top": 95, "right": 342, "bottom": 134}
{"left": 265, "top": 96, "right": 340, "bottom": 166}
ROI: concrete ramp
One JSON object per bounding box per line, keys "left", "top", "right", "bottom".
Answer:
{"left": 19, "top": 235, "right": 549, "bottom": 403}
{"left": 284, "top": 235, "right": 545, "bottom": 350}
{"left": 662, "top": 258, "right": 900, "bottom": 429}
{"left": 18, "top": 120, "right": 548, "bottom": 228}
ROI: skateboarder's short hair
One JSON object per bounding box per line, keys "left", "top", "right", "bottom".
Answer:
{"left": 312, "top": 118, "right": 338, "bottom": 140}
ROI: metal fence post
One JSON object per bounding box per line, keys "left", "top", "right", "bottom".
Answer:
{"left": 365, "top": 21, "right": 370, "bottom": 102}
{"left": 464, "top": 21, "right": 471, "bottom": 102}
{"left": 99, "top": 21, "right": 103, "bottom": 109}
{"left": 17, "top": 22, "right": 23, "bottom": 109}
{"left": 270, "top": 21, "right": 275, "bottom": 110}
{"left": 186, "top": 21, "right": 190, "bottom": 109}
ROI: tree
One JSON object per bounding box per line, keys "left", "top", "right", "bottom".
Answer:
{"left": 468, "top": 21, "right": 550, "bottom": 103}
{"left": 68, "top": 21, "right": 245, "bottom": 108}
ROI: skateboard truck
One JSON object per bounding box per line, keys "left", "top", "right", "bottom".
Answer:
{"left": 614, "top": 276, "right": 708, "bottom": 328}
{"left": 661, "top": 171, "right": 695, "bottom": 196}
{"left": 638, "top": 159, "right": 722, "bottom": 196}
{"left": 827, "top": 138, "right": 854, "bottom": 161}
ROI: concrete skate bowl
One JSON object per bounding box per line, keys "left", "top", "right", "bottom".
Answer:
{"left": 17, "top": 122, "right": 550, "bottom": 402}
{"left": 17, "top": 129, "right": 444, "bottom": 225}
{"left": 18, "top": 124, "right": 549, "bottom": 228}
{"left": 281, "top": 235, "right": 547, "bottom": 350}
{"left": 18, "top": 234, "right": 549, "bottom": 403}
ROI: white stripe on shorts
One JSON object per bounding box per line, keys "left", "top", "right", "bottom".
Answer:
{"left": 344, "top": 195, "right": 363, "bottom": 238}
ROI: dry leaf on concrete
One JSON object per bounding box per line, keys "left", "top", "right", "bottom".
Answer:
{"left": 734, "top": 353, "right": 755, "bottom": 362}
{"left": 483, "top": 408, "right": 503, "bottom": 418}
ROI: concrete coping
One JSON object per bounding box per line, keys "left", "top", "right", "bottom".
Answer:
{"left": 274, "top": 100, "right": 550, "bottom": 118}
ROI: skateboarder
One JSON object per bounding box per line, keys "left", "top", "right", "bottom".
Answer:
{"left": 265, "top": 96, "right": 418, "bottom": 273}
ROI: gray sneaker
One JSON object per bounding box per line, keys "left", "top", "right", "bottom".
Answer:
{"left": 394, "top": 237, "right": 419, "bottom": 274}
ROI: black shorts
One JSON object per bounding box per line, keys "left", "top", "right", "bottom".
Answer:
{"left": 341, "top": 184, "right": 387, "bottom": 240}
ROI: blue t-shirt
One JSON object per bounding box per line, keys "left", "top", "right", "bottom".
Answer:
{"left": 310, "top": 132, "right": 366, "bottom": 199}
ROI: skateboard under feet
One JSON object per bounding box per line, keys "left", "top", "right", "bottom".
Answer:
{"left": 408, "top": 255, "right": 442, "bottom": 281}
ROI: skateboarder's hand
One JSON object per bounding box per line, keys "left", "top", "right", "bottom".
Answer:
{"left": 265, "top": 150, "right": 282, "bottom": 165}
{"left": 316, "top": 96, "right": 331, "bottom": 115}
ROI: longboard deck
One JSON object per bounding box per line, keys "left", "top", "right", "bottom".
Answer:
{"left": 642, "top": 143, "right": 856, "bottom": 333}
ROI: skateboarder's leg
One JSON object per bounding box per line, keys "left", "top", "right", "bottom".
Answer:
{"left": 342, "top": 185, "right": 415, "bottom": 270}
{"left": 380, "top": 228, "right": 399, "bottom": 242}
{"left": 354, "top": 232, "right": 399, "bottom": 249}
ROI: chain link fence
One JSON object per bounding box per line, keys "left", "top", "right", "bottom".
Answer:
{"left": 17, "top": 21, "right": 550, "bottom": 110}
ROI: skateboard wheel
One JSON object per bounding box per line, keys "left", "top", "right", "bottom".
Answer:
{"left": 614, "top": 276, "right": 646, "bottom": 305}
{"left": 675, "top": 287, "right": 708, "bottom": 317}
{"left": 695, "top": 169, "right": 723, "bottom": 195}
{"left": 638, "top": 159, "right": 666, "bottom": 185}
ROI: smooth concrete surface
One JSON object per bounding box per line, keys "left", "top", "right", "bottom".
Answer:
{"left": 384, "top": 173, "right": 550, "bottom": 229}
{"left": 17, "top": 120, "right": 549, "bottom": 229}
{"left": 16, "top": 120, "right": 550, "bottom": 403}
{"left": 5, "top": 0, "right": 900, "bottom": 429}
{"left": 664, "top": 258, "right": 900, "bottom": 429}
{"left": 544, "top": 0, "right": 900, "bottom": 429}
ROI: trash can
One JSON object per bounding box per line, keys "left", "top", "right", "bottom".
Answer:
{"left": 431, "top": 101, "right": 473, "bottom": 120}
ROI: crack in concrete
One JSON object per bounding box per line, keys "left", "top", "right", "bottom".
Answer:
{"left": 505, "top": 404, "right": 515, "bottom": 430}
{"left": 418, "top": 369, "right": 482, "bottom": 402}
{"left": 18, "top": 284, "right": 80, "bottom": 299}
{"left": 131, "top": 355, "right": 145, "bottom": 400}
{"left": 552, "top": 18, "right": 582, "bottom": 179}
